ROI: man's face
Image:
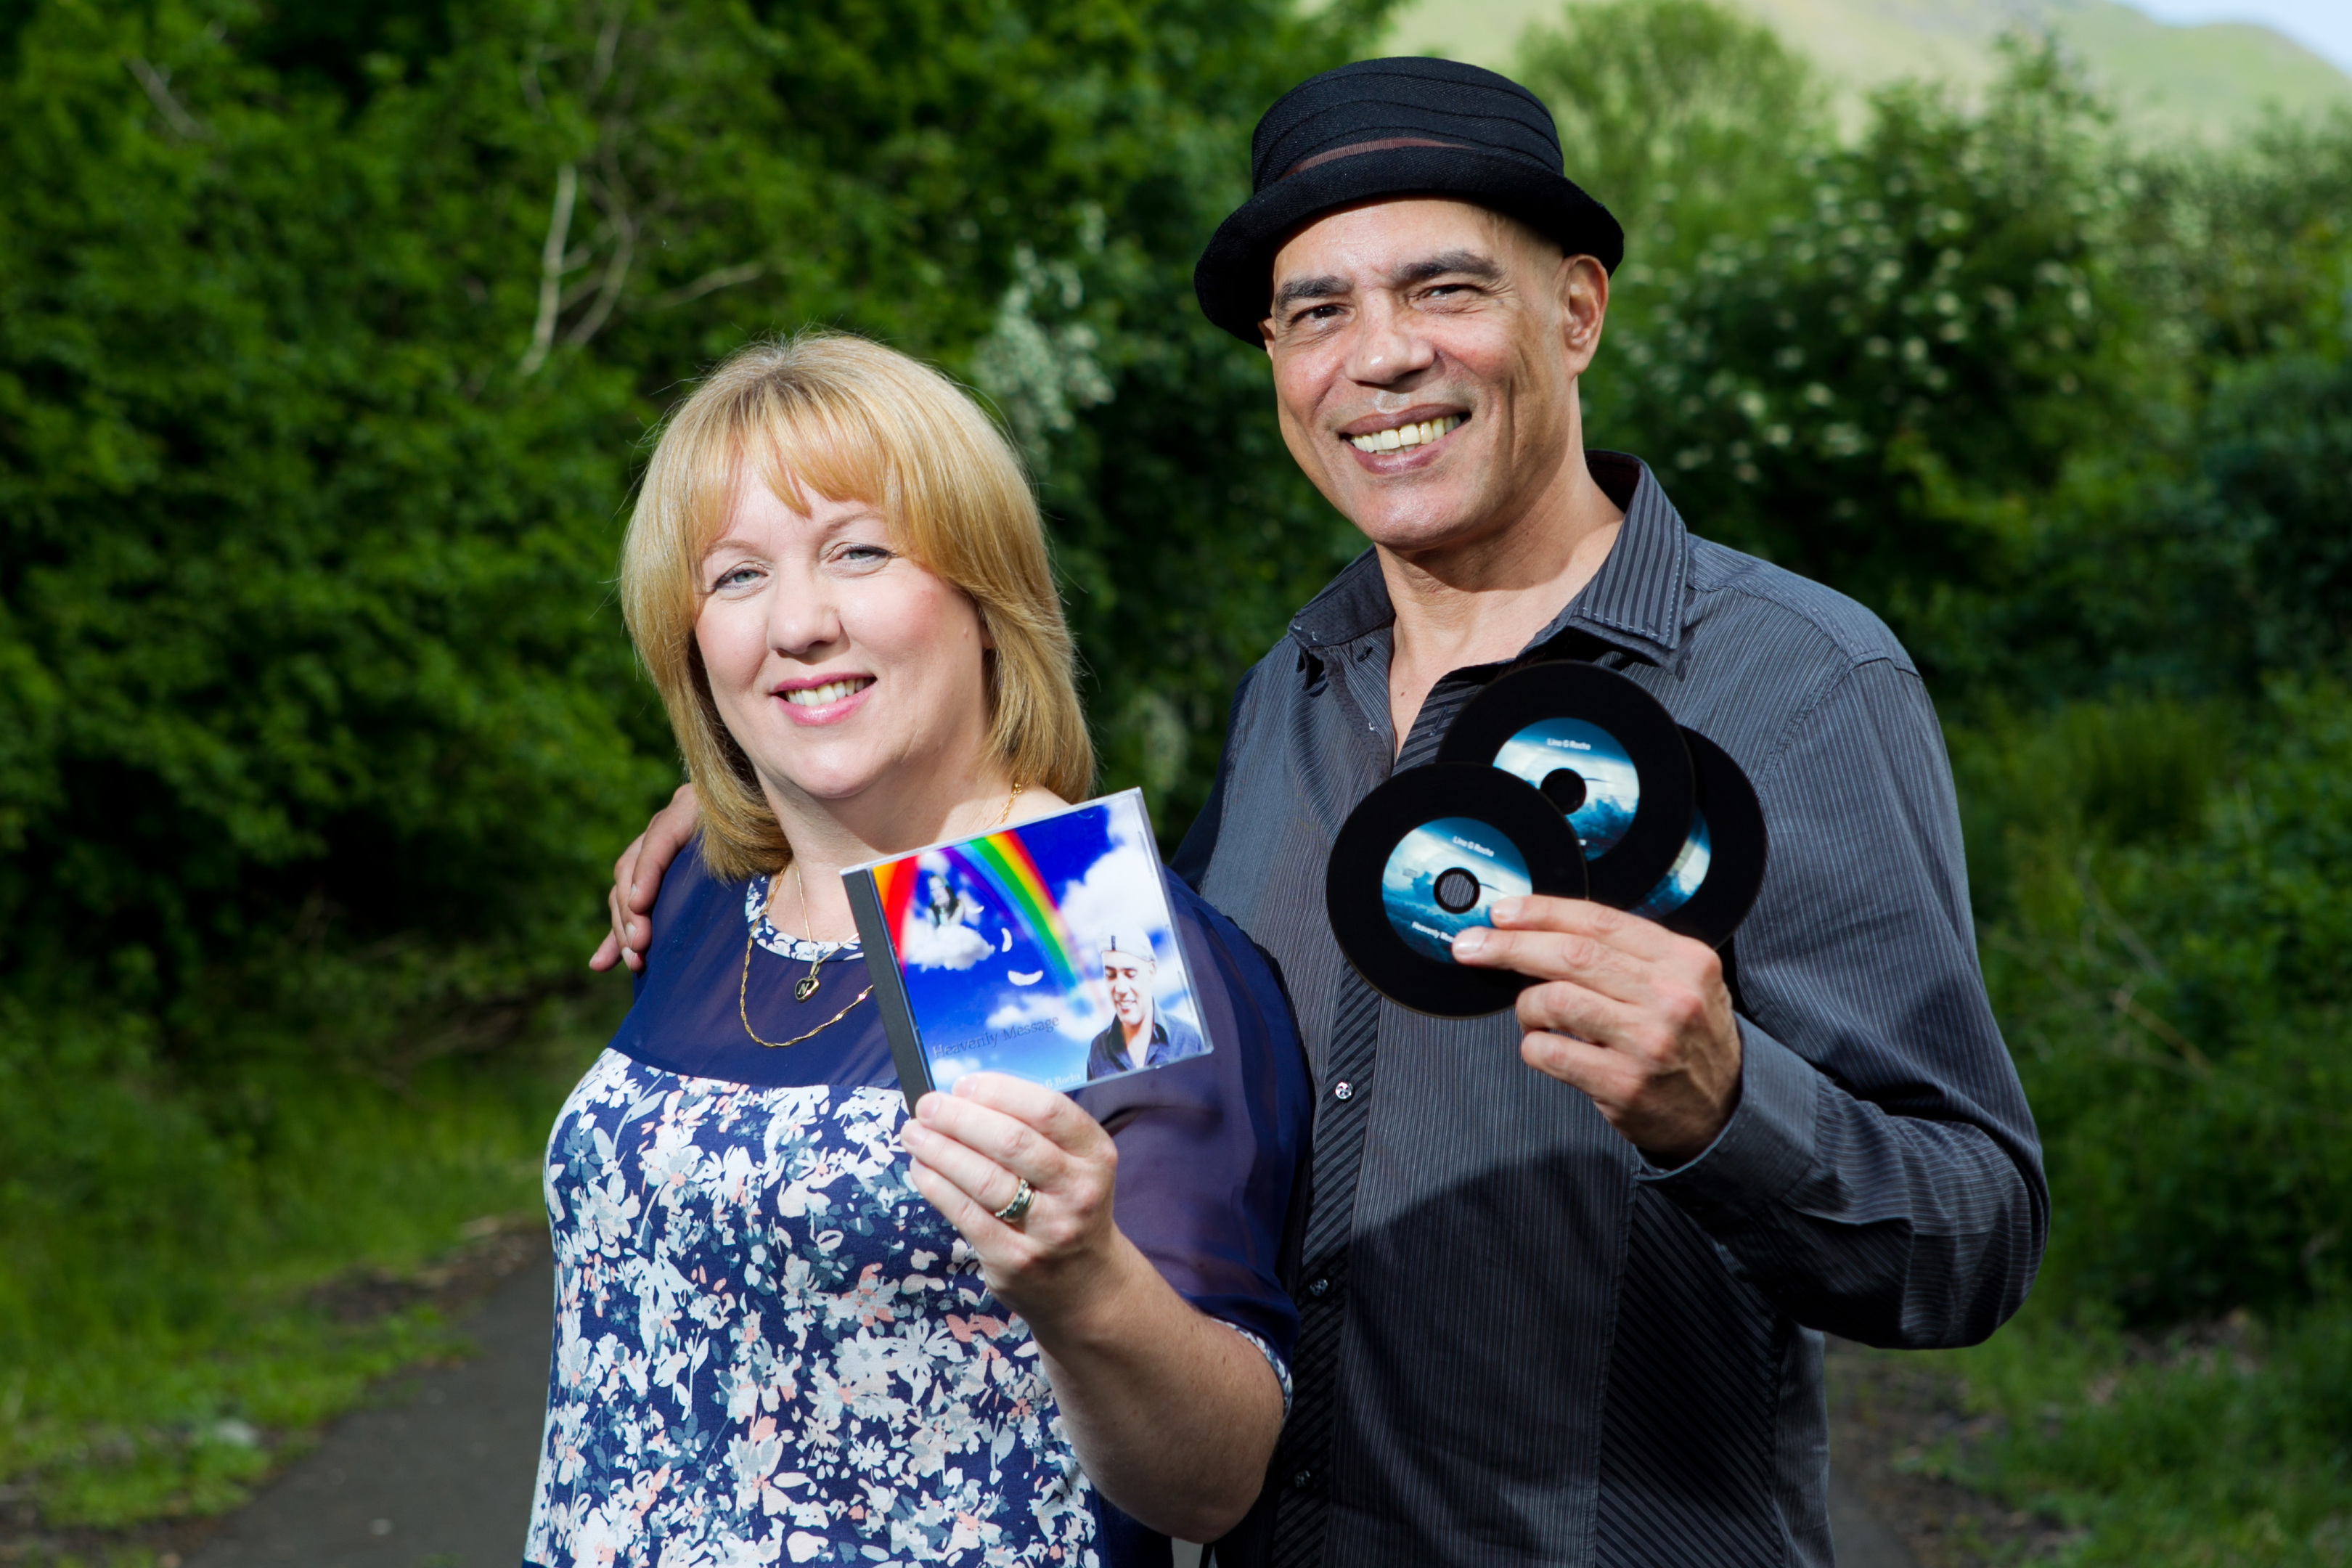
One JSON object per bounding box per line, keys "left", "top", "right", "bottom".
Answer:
{"left": 1103, "top": 954, "right": 1153, "bottom": 1031}
{"left": 1260, "top": 198, "right": 1608, "bottom": 559}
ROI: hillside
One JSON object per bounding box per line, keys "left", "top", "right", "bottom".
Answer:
{"left": 1381, "top": 0, "right": 2352, "bottom": 138}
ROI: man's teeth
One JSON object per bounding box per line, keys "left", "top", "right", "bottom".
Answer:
{"left": 785, "top": 679, "right": 870, "bottom": 707}
{"left": 1349, "top": 414, "right": 1464, "bottom": 454}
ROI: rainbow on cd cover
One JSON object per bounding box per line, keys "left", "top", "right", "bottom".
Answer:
{"left": 841, "top": 788, "right": 1210, "bottom": 1106}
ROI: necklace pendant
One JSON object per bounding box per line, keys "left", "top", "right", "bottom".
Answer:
{"left": 793, "top": 974, "right": 821, "bottom": 1003}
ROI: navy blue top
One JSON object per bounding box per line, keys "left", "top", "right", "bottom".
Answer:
{"left": 611, "top": 841, "right": 1310, "bottom": 1360}
{"left": 526, "top": 840, "right": 1310, "bottom": 1568}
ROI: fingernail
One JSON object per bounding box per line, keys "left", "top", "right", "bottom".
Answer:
{"left": 1490, "top": 897, "right": 1524, "bottom": 923}
{"left": 1453, "top": 926, "right": 1490, "bottom": 957}
{"left": 624, "top": 922, "right": 636, "bottom": 941}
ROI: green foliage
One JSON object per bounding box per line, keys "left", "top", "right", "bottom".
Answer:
{"left": 1588, "top": 44, "right": 2162, "bottom": 686}
{"left": 1930, "top": 679, "right": 2352, "bottom": 1561}
{"left": 1919, "top": 1305, "right": 2352, "bottom": 1565}
{"left": 0, "top": 0, "right": 1379, "bottom": 1533}
{"left": 0, "top": 0, "right": 1376, "bottom": 1056}
{"left": 2182, "top": 356, "right": 2352, "bottom": 674}
{"left": 0, "top": 999, "right": 587, "bottom": 1522}
{"left": 1975, "top": 683, "right": 2352, "bottom": 1323}
{"left": 1514, "top": 0, "right": 1826, "bottom": 268}
{"left": 4, "top": 0, "right": 2351, "bottom": 1547}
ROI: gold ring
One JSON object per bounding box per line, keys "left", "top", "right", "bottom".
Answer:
{"left": 992, "top": 1177, "right": 1035, "bottom": 1225}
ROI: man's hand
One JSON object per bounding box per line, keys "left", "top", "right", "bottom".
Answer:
{"left": 589, "top": 783, "right": 701, "bottom": 973}
{"left": 1452, "top": 897, "right": 1741, "bottom": 1165}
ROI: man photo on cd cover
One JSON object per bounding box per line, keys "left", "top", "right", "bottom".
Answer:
{"left": 596, "top": 56, "right": 2044, "bottom": 1568}
{"left": 1084, "top": 934, "right": 1205, "bottom": 1080}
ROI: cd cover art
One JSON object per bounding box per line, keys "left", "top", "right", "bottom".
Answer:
{"left": 1628, "top": 812, "right": 1711, "bottom": 920}
{"left": 1326, "top": 763, "right": 1587, "bottom": 1018}
{"left": 1434, "top": 661, "right": 1695, "bottom": 908}
{"left": 1381, "top": 815, "right": 1533, "bottom": 963}
{"left": 842, "top": 789, "right": 1210, "bottom": 1106}
{"left": 1633, "top": 726, "right": 1768, "bottom": 947}
{"left": 1492, "top": 718, "right": 1641, "bottom": 857}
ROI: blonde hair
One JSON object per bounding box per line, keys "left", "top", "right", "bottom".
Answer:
{"left": 620, "top": 330, "right": 1093, "bottom": 882}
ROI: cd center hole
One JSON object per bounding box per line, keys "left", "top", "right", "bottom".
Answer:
{"left": 1541, "top": 768, "right": 1588, "bottom": 814}
{"left": 1433, "top": 867, "right": 1482, "bottom": 914}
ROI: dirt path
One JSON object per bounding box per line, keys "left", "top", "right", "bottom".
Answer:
{"left": 181, "top": 1267, "right": 1927, "bottom": 1568}
{"left": 185, "top": 1261, "right": 551, "bottom": 1568}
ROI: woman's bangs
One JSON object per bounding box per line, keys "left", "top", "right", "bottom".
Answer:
{"left": 736, "top": 391, "right": 905, "bottom": 543}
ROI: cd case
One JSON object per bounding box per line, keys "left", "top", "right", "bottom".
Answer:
{"left": 841, "top": 788, "right": 1212, "bottom": 1107}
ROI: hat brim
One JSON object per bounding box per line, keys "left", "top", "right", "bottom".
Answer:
{"left": 1193, "top": 145, "right": 1625, "bottom": 345}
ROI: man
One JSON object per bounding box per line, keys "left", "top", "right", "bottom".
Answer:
{"left": 595, "top": 58, "right": 2044, "bottom": 1568}
{"left": 1085, "top": 934, "right": 1206, "bottom": 1079}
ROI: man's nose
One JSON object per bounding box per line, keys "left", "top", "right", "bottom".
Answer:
{"left": 1344, "top": 291, "right": 1437, "bottom": 387}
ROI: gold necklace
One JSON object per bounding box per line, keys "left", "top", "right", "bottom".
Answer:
{"left": 789, "top": 859, "right": 825, "bottom": 1001}
{"left": 738, "top": 780, "right": 1023, "bottom": 1050}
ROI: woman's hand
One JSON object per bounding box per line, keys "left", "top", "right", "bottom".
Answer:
{"left": 899, "top": 1073, "right": 1128, "bottom": 1326}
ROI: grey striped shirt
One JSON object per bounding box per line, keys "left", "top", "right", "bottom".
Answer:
{"left": 1177, "top": 452, "right": 2046, "bottom": 1568}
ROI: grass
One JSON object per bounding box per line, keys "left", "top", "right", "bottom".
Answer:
{"left": 1922, "top": 1297, "right": 2352, "bottom": 1564}
{"left": 0, "top": 1002, "right": 609, "bottom": 1538}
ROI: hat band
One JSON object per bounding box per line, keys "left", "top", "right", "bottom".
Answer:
{"left": 1281, "top": 136, "right": 1467, "bottom": 179}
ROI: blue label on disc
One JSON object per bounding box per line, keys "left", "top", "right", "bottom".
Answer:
{"left": 1493, "top": 718, "right": 1641, "bottom": 857}
{"left": 1380, "top": 816, "right": 1532, "bottom": 963}
{"left": 1630, "top": 809, "right": 1712, "bottom": 920}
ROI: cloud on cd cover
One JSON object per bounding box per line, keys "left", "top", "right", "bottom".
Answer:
{"left": 842, "top": 788, "right": 1209, "bottom": 1103}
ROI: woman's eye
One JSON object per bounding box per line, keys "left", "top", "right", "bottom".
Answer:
{"left": 712, "top": 565, "right": 762, "bottom": 590}
{"left": 836, "top": 544, "right": 894, "bottom": 568}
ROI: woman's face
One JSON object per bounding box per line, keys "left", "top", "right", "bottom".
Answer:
{"left": 695, "top": 475, "right": 994, "bottom": 816}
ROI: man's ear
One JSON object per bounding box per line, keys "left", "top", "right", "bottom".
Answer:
{"left": 1558, "top": 253, "right": 1609, "bottom": 375}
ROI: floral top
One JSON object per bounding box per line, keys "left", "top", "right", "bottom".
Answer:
{"left": 526, "top": 844, "right": 1310, "bottom": 1568}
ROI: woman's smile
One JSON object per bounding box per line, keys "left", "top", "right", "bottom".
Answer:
{"left": 772, "top": 673, "right": 876, "bottom": 724}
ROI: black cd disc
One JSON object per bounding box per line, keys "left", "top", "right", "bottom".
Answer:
{"left": 1625, "top": 727, "right": 1768, "bottom": 947}
{"left": 1326, "top": 763, "right": 1588, "bottom": 1018}
{"left": 1434, "top": 662, "right": 1696, "bottom": 908}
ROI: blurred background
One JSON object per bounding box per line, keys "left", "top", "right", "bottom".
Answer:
{"left": 1, "top": 0, "right": 2349, "bottom": 1561}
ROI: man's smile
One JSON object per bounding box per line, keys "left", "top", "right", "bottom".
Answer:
{"left": 1340, "top": 410, "right": 1466, "bottom": 455}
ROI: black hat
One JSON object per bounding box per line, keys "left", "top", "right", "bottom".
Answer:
{"left": 1193, "top": 57, "right": 1623, "bottom": 345}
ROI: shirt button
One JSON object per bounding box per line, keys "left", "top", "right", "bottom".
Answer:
{"left": 1305, "top": 1275, "right": 1332, "bottom": 1299}
{"left": 1333, "top": 1081, "right": 1354, "bottom": 1101}
{"left": 1291, "top": 1468, "right": 1315, "bottom": 1492}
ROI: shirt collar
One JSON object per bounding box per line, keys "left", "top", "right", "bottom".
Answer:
{"left": 1287, "top": 452, "right": 1691, "bottom": 667}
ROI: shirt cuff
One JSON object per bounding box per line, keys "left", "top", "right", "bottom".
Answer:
{"left": 1222, "top": 1323, "right": 1294, "bottom": 1421}
{"left": 1636, "top": 1016, "right": 1818, "bottom": 1222}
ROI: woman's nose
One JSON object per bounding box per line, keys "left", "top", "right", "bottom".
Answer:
{"left": 767, "top": 586, "right": 843, "bottom": 657}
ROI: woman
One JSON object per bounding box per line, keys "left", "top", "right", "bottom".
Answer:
{"left": 527, "top": 332, "right": 1308, "bottom": 1567}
